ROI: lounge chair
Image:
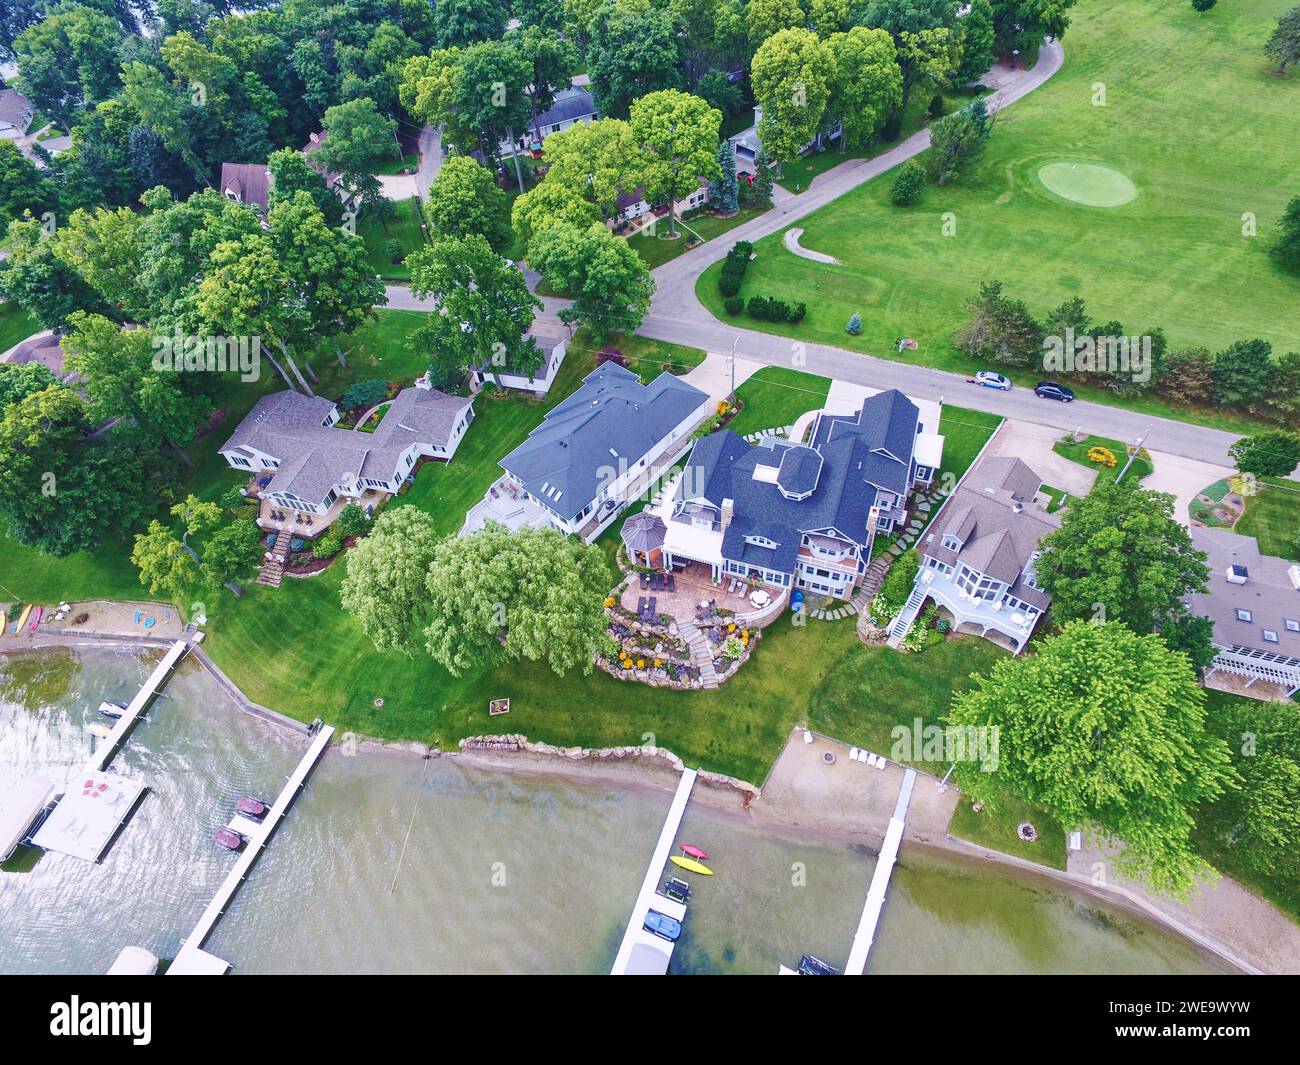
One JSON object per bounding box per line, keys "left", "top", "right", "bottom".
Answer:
{"left": 875, "top": 756, "right": 887, "bottom": 771}
{"left": 849, "top": 747, "right": 861, "bottom": 762}
{"left": 803, "top": 730, "right": 814, "bottom": 745}
{"left": 637, "top": 597, "right": 647, "bottom": 613}
{"left": 640, "top": 574, "right": 650, "bottom": 589}
{"left": 647, "top": 596, "right": 657, "bottom": 615}
{"left": 865, "top": 752, "right": 879, "bottom": 768}
{"left": 666, "top": 575, "right": 676, "bottom": 592}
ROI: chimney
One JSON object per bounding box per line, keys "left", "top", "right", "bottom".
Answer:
{"left": 1011, "top": 499, "right": 1024, "bottom": 514}
{"left": 721, "top": 497, "right": 734, "bottom": 528}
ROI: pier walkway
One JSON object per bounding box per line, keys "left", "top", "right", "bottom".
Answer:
{"left": 170, "top": 723, "right": 334, "bottom": 975}
{"left": 31, "top": 638, "right": 193, "bottom": 862}
{"left": 611, "top": 767, "right": 697, "bottom": 976}
{"left": 844, "top": 767, "right": 916, "bottom": 975}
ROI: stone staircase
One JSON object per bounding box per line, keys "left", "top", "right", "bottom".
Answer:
{"left": 679, "top": 619, "right": 720, "bottom": 689}
{"left": 256, "top": 529, "right": 292, "bottom": 587}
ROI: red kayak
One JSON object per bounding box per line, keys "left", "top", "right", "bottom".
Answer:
{"left": 680, "top": 844, "right": 709, "bottom": 861}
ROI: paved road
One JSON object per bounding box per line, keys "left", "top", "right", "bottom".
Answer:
{"left": 384, "top": 39, "right": 1248, "bottom": 468}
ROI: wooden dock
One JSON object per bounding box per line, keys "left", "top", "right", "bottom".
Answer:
{"left": 169, "top": 723, "right": 334, "bottom": 975}
{"left": 844, "top": 767, "right": 916, "bottom": 975}
{"left": 611, "top": 767, "right": 696, "bottom": 976}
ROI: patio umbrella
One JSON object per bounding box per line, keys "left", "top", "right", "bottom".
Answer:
{"left": 620, "top": 512, "right": 667, "bottom": 565}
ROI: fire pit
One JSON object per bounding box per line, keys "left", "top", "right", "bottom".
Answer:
{"left": 822, "top": 751, "right": 836, "bottom": 765}
{"left": 1017, "top": 821, "right": 1038, "bottom": 842}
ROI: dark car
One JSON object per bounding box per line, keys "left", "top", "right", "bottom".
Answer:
{"left": 1034, "top": 381, "right": 1075, "bottom": 402}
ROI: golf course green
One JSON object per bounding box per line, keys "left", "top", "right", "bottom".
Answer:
{"left": 1037, "top": 161, "right": 1138, "bottom": 207}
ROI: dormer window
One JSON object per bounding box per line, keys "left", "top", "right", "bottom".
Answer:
{"left": 942, "top": 535, "right": 961, "bottom": 552}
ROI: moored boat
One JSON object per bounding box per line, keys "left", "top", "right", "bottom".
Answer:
{"left": 213, "top": 827, "right": 244, "bottom": 851}
{"left": 643, "top": 909, "right": 682, "bottom": 942}
{"left": 663, "top": 877, "right": 691, "bottom": 902}
{"left": 87, "top": 722, "right": 113, "bottom": 739}
{"left": 680, "top": 844, "right": 709, "bottom": 861}
{"left": 98, "top": 701, "right": 127, "bottom": 718}
{"left": 235, "top": 796, "right": 269, "bottom": 819}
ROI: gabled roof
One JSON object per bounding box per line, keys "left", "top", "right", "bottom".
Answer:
{"left": 219, "top": 162, "right": 272, "bottom": 210}
{"left": 535, "top": 87, "right": 598, "bottom": 128}
{"left": 810, "top": 390, "right": 920, "bottom": 496}
{"left": 221, "top": 386, "right": 473, "bottom": 506}
{"left": 0, "top": 89, "right": 33, "bottom": 130}
{"left": 1188, "top": 528, "right": 1300, "bottom": 659}
{"left": 499, "top": 363, "right": 707, "bottom": 521}
{"left": 920, "top": 454, "right": 1059, "bottom": 609}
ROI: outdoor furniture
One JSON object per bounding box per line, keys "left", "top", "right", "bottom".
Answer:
{"left": 750, "top": 589, "right": 771, "bottom": 608}
{"left": 666, "top": 575, "right": 676, "bottom": 592}
{"left": 637, "top": 597, "right": 647, "bottom": 613}
{"left": 865, "top": 752, "right": 879, "bottom": 767}
{"left": 640, "top": 574, "right": 650, "bottom": 590}
{"left": 850, "top": 747, "right": 861, "bottom": 761}
{"left": 646, "top": 596, "right": 657, "bottom": 616}
{"left": 804, "top": 730, "right": 814, "bottom": 746}
{"left": 876, "top": 757, "right": 886, "bottom": 771}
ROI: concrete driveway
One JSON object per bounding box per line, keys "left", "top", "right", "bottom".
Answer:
{"left": 1144, "top": 450, "right": 1234, "bottom": 525}
{"left": 680, "top": 352, "right": 764, "bottom": 406}
{"left": 986, "top": 420, "right": 1097, "bottom": 497}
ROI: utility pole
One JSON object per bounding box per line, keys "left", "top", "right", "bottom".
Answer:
{"left": 1115, "top": 428, "right": 1150, "bottom": 484}
{"left": 728, "top": 335, "right": 738, "bottom": 404}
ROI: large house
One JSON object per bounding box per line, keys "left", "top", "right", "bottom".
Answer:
{"left": 463, "top": 362, "right": 709, "bottom": 541}
{"left": 896, "top": 454, "right": 1061, "bottom": 652}
{"left": 220, "top": 382, "right": 474, "bottom": 532}
{"left": 658, "top": 390, "right": 942, "bottom": 599}
{"left": 1186, "top": 527, "right": 1300, "bottom": 698}
{"left": 0, "top": 89, "right": 33, "bottom": 137}
{"left": 219, "top": 162, "right": 272, "bottom": 212}
{"left": 729, "top": 104, "right": 842, "bottom": 176}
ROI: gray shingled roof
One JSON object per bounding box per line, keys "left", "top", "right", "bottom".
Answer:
{"left": 1188, "top": 527, "right": 1300, "bottom": 659}
{"left": 221, "top": 386, "right": 473, "bottom": 507}
{"left": 919, "top": 455, "right": 1060, "bottom": 610}
{"left": 499, "top": 362, "right": 707, "bottom": 522}
{"left": 0, "top": 89, "right": 32, "bottom": 130}
{"left": 534, "top": 88, "right": 598, "bottom": 129}
{"left": 219, "top": 162, "right": 272, "bottom": 210}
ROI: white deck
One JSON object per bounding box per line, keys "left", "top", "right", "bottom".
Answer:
{"left": 611, "top": 767, "right": 697, "bottom": 976}
{"left": 844, "top": 768, "right": 915, "bottom": 975}
{"left": 31, "top": 771, "right": 147, "bottom": 862}
{"left": 169, "top": 724, "right": 334, "bottom": 976}
{"left": 0, "top": 774, "right": 56, "bottom": 860}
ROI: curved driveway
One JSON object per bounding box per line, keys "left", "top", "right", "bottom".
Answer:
{"left": 386, "top": 40, "right": 1248, "bottom": 468}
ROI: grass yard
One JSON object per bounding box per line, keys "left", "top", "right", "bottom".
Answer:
{"left": 366, "top": 151, "right": 419, "bottom": 175}
{"left": 1053, "top": 434, "right": 1154, "bottom": 486}
{"left": 627, "top": 207, "right": 765, "bottom": 268}
{"left": 728, "top": 366, "right": 830, "bottom": 435}
{"left": 1236, "top": 476, "right": 1300, "bottom": 561}
{"left": 0, "top": 301, "right": 38, "bottom": 353}
{"left": 567, "top": 328, "right": 705, "bottom": 383}
{"left": 358, "top": 198, "right": 426, "bottom": 282}
{"left": 948, "top": 794, "right": 1068, "bottom": 869}
{"left": 697, "top": 0, "right": 1300, "bottom": 435}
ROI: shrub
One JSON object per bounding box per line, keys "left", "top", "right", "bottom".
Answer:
{"left": 219, "top": 487, "right": 247, "bottom": 510}
{"left": 1191, "top": 0, "right": 1215, "bottom": 9}
{"left": 880, "top": 111, "right": 903, "bottom": 142}
{"left": 335, "top": 503, "right": 371, "bottom": 538}
{"left": 891, "top": 161, "right": 925, "bottom": 206}
{"left": 789, "top": 302, "right": 807, "bottom": 323}
{"left": 928, "top": 93, "right": 946, "bottom": 117}
{"left": 341, "top": 379, "right": 389, "bottom": 409}
{"left": 311, "top": 526, "right": 346, "bottom": 559}
{"left": 718, "top": 240, "right": 753, "bottom": 296}
{"left": 384, "top": 238, "right": 403, "bottom": 263}
{"left": 724, "top": 296, "right": 744, "bottom": 315}
{"left": 846, "top": 313, "right": 863, "bottom": 335}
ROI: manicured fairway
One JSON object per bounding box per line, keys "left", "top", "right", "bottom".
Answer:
{"left": 698, "top": 0, "right": 1300, "bottom": 428}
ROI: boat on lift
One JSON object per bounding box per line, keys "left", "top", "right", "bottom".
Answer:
{"left": 97, "top": 700, "right": 128, "bottom": 718}
{"left": 235, "top": 796, "right": 269, "bottom": 820}
{"left": 213, "top": 827, "right": 245, "bottom": 851}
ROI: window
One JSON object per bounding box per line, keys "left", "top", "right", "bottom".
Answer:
{"left": 1236, "top": 608, "right": 1253, "bottom": 622}
{"left": 229, "top": 455, "right": 250, "bottom": 468}
{"left": 1287, "top": 619, "right": 1300, "bottom": 633}
{"left": 1264, "top": 630, "right": 1279, "bottom": 644}
{"left": 942, "top": 535, "right": 961, "bottom": 552}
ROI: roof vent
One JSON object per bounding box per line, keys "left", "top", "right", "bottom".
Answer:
{"left": 1226, "top": 564, "right": 1248, "bottom": 586}
{"left": 1288, "top": 564, "right": 1300, "bottom": 591}
{"left": 1011, "top": 500, "right": 1024, "bottom": 514}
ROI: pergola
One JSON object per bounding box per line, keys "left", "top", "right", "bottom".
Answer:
{"left": 621, "top": 512, "right": 667, "bottom": 568}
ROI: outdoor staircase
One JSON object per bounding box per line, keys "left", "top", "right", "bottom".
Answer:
{"left": 885, "top": 587, "right": 928, "bottom": 648}
{"left": 679, "top": 619, "right": 720, "bottom": 689}
{"left": 256, "top": 529, "right": 293, "bottom": 588}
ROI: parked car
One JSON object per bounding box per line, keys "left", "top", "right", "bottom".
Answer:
{"left": 1034, "top": 381, "right": 1075, "bottom": 402}
{"left": 643, "top": 909, "right": 682, "bottom": 942}
{"left": 974, "top": 371, "right": 1012, "bottom": 391}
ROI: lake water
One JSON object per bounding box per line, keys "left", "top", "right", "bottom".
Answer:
{"left": 0, "top": 647, "right": 1233, "bottom": 975}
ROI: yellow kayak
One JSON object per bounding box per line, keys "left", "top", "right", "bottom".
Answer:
{"left": 0, "top": 609, "right": 6, "bottom": 636}
{"left": 670, "top": 855, "right": 714, "bottom": 876}
{"left": 11, "top": 604, "right": 32, "bottom": 636}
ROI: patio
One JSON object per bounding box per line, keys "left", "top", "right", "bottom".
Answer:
{"left": 618, "top": 561, "right": 776, "bottom": 623}
{"left": 463, "top": 475, "right": 556, "bottom": 535}
{"left": 256, "top": 489, "right": 386, "bottom": 540}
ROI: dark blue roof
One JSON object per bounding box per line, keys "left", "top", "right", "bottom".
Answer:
{"left": 777, "top": 445, "right": 822, "bottom": 498}
{"left": 809, "top": 389, "right": 918, "bottom": 496}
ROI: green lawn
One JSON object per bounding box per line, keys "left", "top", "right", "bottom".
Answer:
{"left": 1237, "top": 476, "right": 1300, "bottom": 561}
{"left": 1053, "top": 434, "right": 1154, "bottom": 486}
{"left": 358, "top": 197, "right": 426, "bottom": 282}
{"left": 729, "top": 366, "right": 830, "bottom": 435}
{"left": 936, "top": 406, "right": 1002, "bottom": 485}
{"left": 627, "top": 207, "right": 764, "bottom": 268}
{"left": 568, "top": 328, "right": 705, "bottom": 383}
{"left": 0, "top": 301, "right": 38, "bottom": 353}
{"left": 697, "top": 0, "right": 1299, "bottom": 435}
{"left": 948, "top": 793, "right": 1068, "bottom": 869}
{"left": 366, "top": 151, "right": 419, "bottom": 176}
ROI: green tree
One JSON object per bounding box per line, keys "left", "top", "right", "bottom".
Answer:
{"left": 268, "top": 147, "right": 345, "bottom": 227}
{"left": 1201, "top": 698, "right": 1300, "bottom": 884}
{"left": 989, "top": 0, "right": 1079, "bottom": 56}
{"left": 709, "top": 140, "right": 740, "bottom": 215}
{"left": 588, "top": 6, "right": 687, "bottom": 119}
{"left": 1229, "top": 430, "right": 1300, "bottom": 478}
{"left": 948, "top": 620, "right": 1234, "bottom": 896}
{"left": 890, "top": 160, "right": 925, "bottom": 205}
{"left": 0, "top": 140, "right": 53, "bottom": 222}
{"left": 1035, "top": 479, "right": 1209, "bottom": 635}
{"left": 407, "top": 233, "right": 543, "bottom": 383}
{"left": 1270, "top": 195, "right": 1300, "bottom": 273}
{"left": 629, "top": 90, "right": 721, "bottom": 237}
{"left": 13, "top": 3, "right": 125, "bottom": 127}
{"left": 509, "top": 25, "right": 577, "bottom": 148}
{"left": 131, "top": 520, "right": 197, "bottom": 600}
{"left": 751, "top": 27, "right": 834, "bottom": 172}
{"left": 528, "top": 221, "right": 655, "bottom": 342}
{"left": 926, "top": 98, "right": 992, "bottom": 184}
{"left": 897, "top": 26, "right": 958, "bottom": 107}
{"left": 1265, "top": 4, "right": 1300, "bottom": 74}
{"left": 1156, "top": 347, "right": 1215, "bottom": 406}
{"left": 746, "top": 0, "right": 805, "bottom": 45}
{"left": 955, "top": 0, "right": 996, "bottom": 83}
{"left": 511, "top": 180, "right": 601, "bottom": 250}
{"left": 200, "top": 519, "right": 265, "bottom": 587}
{"left": 432, "top": 0, "right": 505, "bottom": 48}
{"left": 51, "top": 206, "right": 149, "bottom": 320}
{"left": 1212, "top": 338, "right": 1273, "bottom": 407}
{"left": 824, "top": 26, "right": 902, "bottom": 151}
{"left": 318, "top": 96, "right": 400, "bottom": 200}
{"left": 954, "top": 279, "right": 1042, "bottom": 366}
{"left": 424, "top": 523, "right": 612, "bottom": 676}
{"left": 536, "top": 117, "right": 640, "bottom": 220}
{"left": 341, "top": 505, "right": 442, "bottom": 655}
{"left": 0, "top": 216, "right": 108, "bottom": 331}
{"left": 424, "top": 156, "right": 512, "bottom": 252}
